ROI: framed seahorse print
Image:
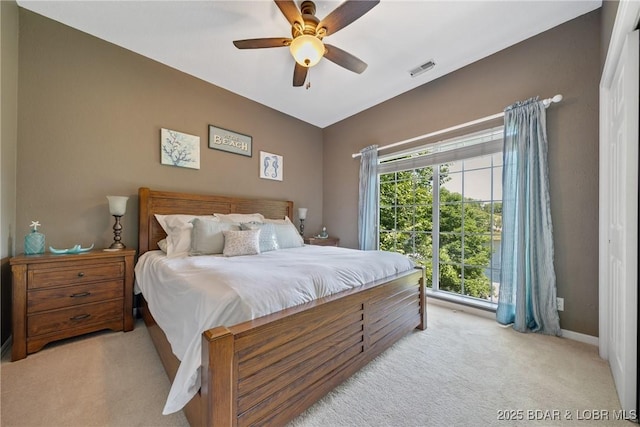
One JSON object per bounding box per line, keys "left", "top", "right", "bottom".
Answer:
{"left": 259, "top": 151, "right": 283, "bottom": 181}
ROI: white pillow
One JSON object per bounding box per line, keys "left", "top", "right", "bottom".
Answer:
{"left": 215, "top": 213, "right": 264, "bottom": 223}
{"left": 273, "top": 221, "right": 304, "bottom": 249}
{"left": 241, "top": 222, "right": 279, "bottom": 252}
{"left": 190, "top": 218, "right": 240, "bottom": 255}
{"left": 222, "top": 229, "right": 260, "bottom": 257}
{"left": 154, "top": 214, "right": 217, "bottom": 257}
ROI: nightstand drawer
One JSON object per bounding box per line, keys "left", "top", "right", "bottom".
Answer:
{"left": 27, "top": 280, "right": 123, "bottom": 313}
{"left": 27, "top": 299, "right": 123, "bottom": 336}
{"left": 28, "top": 262, "right": 123, "bottom": 289}
{"left": 304, "top": 237, "right": 340, "bottom": 246}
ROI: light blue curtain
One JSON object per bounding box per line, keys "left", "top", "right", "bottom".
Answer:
{"left": 358, "top": 145, "right": 378, "bottom": 250}
{"left": 496, "top": 98, "right": 561, "bottom": 336}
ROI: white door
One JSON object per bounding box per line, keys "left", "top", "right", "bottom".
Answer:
{"left": 603, "top": 29, "right": 638, "bottom": 416}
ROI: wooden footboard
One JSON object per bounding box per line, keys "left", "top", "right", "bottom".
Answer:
{"left": 201, "top": 267, "right": 425, "bottom": 426}
{"left": 137, "top": 187, "right": 427, "bottom": 426}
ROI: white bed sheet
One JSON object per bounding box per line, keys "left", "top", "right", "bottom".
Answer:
{"left": 134, "top": 245, "right": 415, "bottom": 414}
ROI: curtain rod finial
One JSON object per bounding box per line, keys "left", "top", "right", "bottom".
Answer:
{"left": 543, "top": 94, "right": 563, "bottom": 108}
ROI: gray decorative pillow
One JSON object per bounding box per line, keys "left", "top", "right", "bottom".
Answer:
{"left": 190, "top": 218, "right": 239, "bottom": 255}
{"left": 222, "top": 229, "right": 260, "bottom": 257}
{"left": 273, "top": 222, "right": 304, "bottom": 249}
{"left": 241, "top": 222, "right": 279, "bottom": 253}
{"left": 263, "top": 216, "right": 291, "bottom": 224}
{"left": 214, "top": 213, "right": 264, "bottom": 223}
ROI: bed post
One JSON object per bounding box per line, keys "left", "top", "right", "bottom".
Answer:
{"left": 417, "top": 267, "right": 427, "bottom": 330}
{"left": 201, "top": 327, "right": 236, "bottom": 427}
{"left": 138, "top": 187, "right": 151, "bottom": 255}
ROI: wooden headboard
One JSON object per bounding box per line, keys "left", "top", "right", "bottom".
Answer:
{"left": 138, "top": 187, "right": 294, "bottom": 255}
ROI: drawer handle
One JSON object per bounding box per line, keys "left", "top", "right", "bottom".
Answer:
{"left": 77, "top": 272, "right": 85, "bottom": 277}
{"left": 70, "top": 292, "right": 91, "bottom": 298}
{"left": 70, "top": 314, "right": 91, "bottom": 321}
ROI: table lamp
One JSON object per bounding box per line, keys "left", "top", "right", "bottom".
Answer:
{"left": 107, "top": 195, "right": 128, "bottom": 249}
{"left": 298, "top": 207, "right": 307, "bottom": 236}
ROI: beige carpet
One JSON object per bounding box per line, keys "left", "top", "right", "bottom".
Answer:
{"left": 0, "top": 318, "right": 189, "bottom": 427}
{"left": 0, "top": 303, "right": 629, "bottom": 427}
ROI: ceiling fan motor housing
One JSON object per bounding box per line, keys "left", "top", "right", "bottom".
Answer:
{"left": 292, "top": 1, "right": 322, "bottom": 39}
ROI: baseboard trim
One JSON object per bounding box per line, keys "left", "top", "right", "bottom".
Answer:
{"left": 428, "top": 298, "right": 600, "bottom": 347}
{"left": 1, "top": 336, "right": 12, "bottom": 359}
{"left": 561, "top": 329, "right": 599, "bottom": 346}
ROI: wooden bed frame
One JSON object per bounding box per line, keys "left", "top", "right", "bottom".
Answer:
{"left": 137, "top": 187, "right": 426, "bottom": 426}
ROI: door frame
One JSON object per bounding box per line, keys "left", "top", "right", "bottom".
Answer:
{"left": 599, "top": 0, "right": 640, "bottom": 415}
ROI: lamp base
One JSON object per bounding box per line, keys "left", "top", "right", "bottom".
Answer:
{"left": 109, "top": 215, "right": 125, "bottom": 250}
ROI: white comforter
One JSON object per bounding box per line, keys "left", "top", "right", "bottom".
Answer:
{"left": 134, "top": 245, "right": 415, "bottom": 414}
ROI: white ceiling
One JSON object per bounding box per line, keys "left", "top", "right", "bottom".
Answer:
{"left": 17, "top": 0, "right": 601, "bottom": 128}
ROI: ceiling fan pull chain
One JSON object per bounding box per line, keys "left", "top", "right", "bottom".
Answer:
{"left": 306, "top": 68, "right": 311, "bottom": 90}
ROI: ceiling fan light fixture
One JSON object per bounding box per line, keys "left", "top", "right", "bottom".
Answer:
{"left": 289, "top": 35, "right": 324, "bottom": 67}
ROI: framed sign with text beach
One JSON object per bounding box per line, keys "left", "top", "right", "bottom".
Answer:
{"left": 208, "top": 125, "right": 252, "bottom": 157}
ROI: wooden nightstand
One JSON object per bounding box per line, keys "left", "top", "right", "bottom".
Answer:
{"left": 10, "top": 249, "right": 136, "bottom": 361}
{"left": 304, "top": 236, "right": 340, "bottom": 247}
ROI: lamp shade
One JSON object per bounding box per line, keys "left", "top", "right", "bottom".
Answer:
{"left": 289, "top": 35, "right": 324, "bottom": 67}
{"left": 298, "top": 208, "right": 308, "bottom": 220}
{"left": 107, "top": 196, "right": 128, "bottom": 216}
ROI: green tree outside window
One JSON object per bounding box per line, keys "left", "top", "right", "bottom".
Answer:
{"left": 379, "top": 163, "right": 501, "bottom": 300}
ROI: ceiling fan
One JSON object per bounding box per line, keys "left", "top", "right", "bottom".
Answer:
{"left": 233, "top": 0, "right": 380, "bottom": 87}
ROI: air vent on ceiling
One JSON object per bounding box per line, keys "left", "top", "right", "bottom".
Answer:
{"left": 409, "top": 60, "right": 436, "bottom": 78}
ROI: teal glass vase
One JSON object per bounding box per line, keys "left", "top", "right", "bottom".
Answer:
{"left": 25, "top": 230, "right": 45, "bottom": 255}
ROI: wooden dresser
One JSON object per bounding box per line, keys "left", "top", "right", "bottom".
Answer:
{"left": 10, "top": 249, "right": 135, "bottom": 361}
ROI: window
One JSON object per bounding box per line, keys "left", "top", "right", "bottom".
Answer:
{"left": 378, "top": 128, "right": 503, "bottom": 307}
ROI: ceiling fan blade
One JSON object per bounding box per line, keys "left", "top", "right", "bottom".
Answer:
{"left": 317, "top": 0, "right": 380, "bottom": 37}
{"left": 233, "top": 38, "right": 292, "bottom": 49}
{"left": 293, "top": 63, "right": 308, "bottom": 87}
{"left": 274, "top": 0, "right": 303, "bottom": 28}
{"left": 323, "top": 44, "right": 368, "bottom": 74}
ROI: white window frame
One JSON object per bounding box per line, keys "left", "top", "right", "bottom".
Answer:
{"left": 378, "top": 127, "right": 503, "bottom": 310}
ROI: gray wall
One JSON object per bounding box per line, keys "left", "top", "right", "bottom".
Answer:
{"left": 16, "top": 9, "right": 324, "bottom": 253}
{"left": 322, "top": 10, "right": 602, "bottom": 337}
{"left": 601, "top": 0, "right": 619, "bottom": 68}
{"left": 1, "top": 0, "right": 19, "bottom": 346}
{"left": 5, "top": 6, "right": 608, "bottom": 342}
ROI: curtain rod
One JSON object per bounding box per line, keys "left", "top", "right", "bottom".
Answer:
{"left": 351, "top": 94, "right": 563, "bottom": 159}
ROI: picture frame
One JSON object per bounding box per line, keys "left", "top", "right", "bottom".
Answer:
{"left": 259, "top": 151, "right": 283, "bottom": 181}
{"left": 208, "top": 125, "right": 252, "bottom": 157}
{"left": 160, "top": 128, "right": 200, "bottom": 170}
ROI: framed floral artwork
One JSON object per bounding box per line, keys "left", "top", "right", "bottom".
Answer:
{"left": 160, "top": 128, "right": 200, "bottom": 169}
